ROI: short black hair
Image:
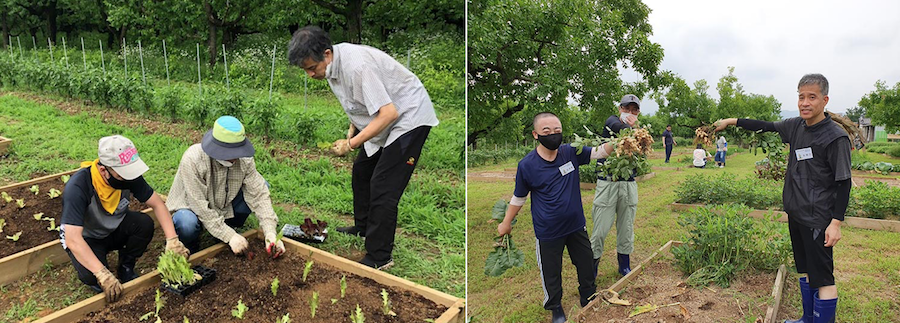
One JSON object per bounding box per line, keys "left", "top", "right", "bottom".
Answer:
{"left": 666, "top": 124, "right": 671, "bottom": 128}
{"left": 532, "top": 112, "right": 558, "bottom": 128}
{"left": 696, "top": 144, "right": 703, "bottom": 149}
{"left": 287, "top": 26, "right": 333, "bottom": 66}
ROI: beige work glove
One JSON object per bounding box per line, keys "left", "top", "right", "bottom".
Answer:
{"left": 331, "top": 139, "right": 353, "bottom": 156}
{"left": 265, "top": 232, "right": 286, "bottom": 258}
{"left": 165, "top": 237, "right": 191, "bottom": 259}
{"left": 94, "top": 267, "right": 123, "bottom": 302}
{"left": 228, "top": 234, "right": 249, "bottom": 255}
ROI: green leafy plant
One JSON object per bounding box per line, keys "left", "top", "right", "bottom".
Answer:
{"left": 60, "top": 175, "right": 70, "bottom": 184}
{"left": 350, "top": 304, "right": 365, "bottom": 323}
{"left": 29, "top": 185, "right": 39, "bottom": 195}
{"left": 674, "top": 173, "right": 782, "bottom": 210}
{"left": 157, "top": 250, "right": 199, "bottom": 288}
{"left": 381, "top": 289, "right": 396, "bottom": 316}
{"left": 33, "top": 213, "right": 44, "bottom": 220}
{"left": 44, "top": 218, "right": 58, "bottom": 231}
{"left": 302, "top": 260, "right": 313, "bottom": 282}
{"left": 0, "top": 218, "right": 5, "bottom": 233}
{"left": 275, "top": 231, "right": 284, "bottom": 244}
{"left": 850, "top": 181, "right": 900, "bottom": 219}
{"left": 232, "top": 298, "right": 248, "bottom": 319}
{"left": 331, "top": 298, "right": 339, "bottom": 304}
{"left": 47, "top": 189, "right": 62, "bottom": 199}
{"left": 277, "top": 313, "right": 291, "bottom": 323}
{"left": 6, "top": 231, "right": 22, "bottom": 242}
{"left": 573, "top": 126, "right": 655, "bottom": 181}
{"left": 183, "top": 317, "right": 189, "bottom": 323}
{"left": 1, "top": 192, "right": 11, "bottom": 203}
{"left": 271, "top": 277, "right": 279, "bottom": 296}
{"left": 140, "top": 289, "right": 165, "bottom": 322}
{"left": 484, "top": 199, "right": 525, "bottom": 277}
{"left": 340, "top": 275, "right": 347, "bottom": 298}
{"left": 310, "top": 291, "right": 319, "bottom": 318}
{"left": 16, "top": 199, "right": 25, "bottom": 209}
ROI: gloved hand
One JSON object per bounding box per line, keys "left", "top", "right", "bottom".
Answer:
{"left": 94, "top": 267, "right": 123, "bottom": 302}
{"left": 265, "top": 232, "right": 286, "bottom": 258}
{"left": 331, "top": 139, "right": 353, "bottom": 156}
{"left": 165, "top": 237, "right": 191, "bottom": 259}
{"left": 228, "top": 234, "right": 249, "bottom": 255}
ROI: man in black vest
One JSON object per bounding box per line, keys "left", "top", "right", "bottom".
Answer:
{"left": 714, "top": 74, "right": 847, "bottom": 323}
{"left": 61, "top": 135, "right": 189, "bottom": 302}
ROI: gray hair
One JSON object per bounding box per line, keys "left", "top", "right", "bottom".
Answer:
{"left": 798, "top": 74, "right": 829, "bottom": 96}
{"left": 287, "top": 26, "right": 332, "bottom": 66}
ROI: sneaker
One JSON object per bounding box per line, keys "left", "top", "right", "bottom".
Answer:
{"left": 719, "top": 165, "right": 724, "bottom": 168}
{"left": 336, "top": 226, "right": 366, "bottom": 237}
{"left": 359, "top": 255, "right": 394, "bottom": 270}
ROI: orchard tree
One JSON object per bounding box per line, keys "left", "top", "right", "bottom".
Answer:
{"left": 467, "top": 0, "right": 670, "bottom": 148}
{"left": 858, "top": 80, "right": 900, "bottom": 132}
{"left": 844, "top": 106, "right": 864, "bottom": 123}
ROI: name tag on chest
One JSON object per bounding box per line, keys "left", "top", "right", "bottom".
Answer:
{"left": 796, "top": 147, "right": 813, "bottom": 161}
{"left": 559, "top": 161, "right": 575, "bottom": 176}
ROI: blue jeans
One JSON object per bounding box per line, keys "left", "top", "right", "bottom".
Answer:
{"left": 714, "top": 151, "right": 726, "bottom": 164}
{"left": 173, "top": 187, "right": 255, "bottom": 253}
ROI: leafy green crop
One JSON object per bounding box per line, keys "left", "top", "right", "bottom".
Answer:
{"left": 157, "top": 250, "right": 198, "bottom": 288}
{"left": 140, "top": 289, "right": 165, "bottom": 322}
{"left": 850, "top": 181, "right": 900, "bottom": 219}
{"left": 350, "top": 304, "right": 365, "bottom": 323}
{"left": 1, "top": 192, "right": 11, "bottom": 203}
{"left": 271, "top": 277, "right": 279, "bottom": 296}
{"left": 29, "top": 185, "right": 39, "bottom": 195}
{"left": 484, "top": 199, "right": 525, "bottom": 277}
{"left": 6, "top": 231, "right": 22, "bottom": 242}
{"left": 0, "top": 218, "right": 5, "bottom": 233}
{"left": 310, "top": 291, "right": 319, "bottom": 318}
{"left": 302, "top": 260, "right": 313, "bottom": 282}
{"left": 340, "top": 275, "right": 347, "bottom": 298}
{"left": 47, "top": 188, "right": 62, "bottom": 199}
{"left": 232, "top": 298, "right": 247, "bottom": 319}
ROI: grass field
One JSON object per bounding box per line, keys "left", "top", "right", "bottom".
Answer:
{"left": 467, "top": 148, "right": 900, "bottom": 322}
{"left": 0, "top": 90, "right": 464, "bottom": 322}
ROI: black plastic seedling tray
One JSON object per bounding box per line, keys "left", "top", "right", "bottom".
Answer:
{"left": 161, "top": 265, "right": 216, "bottom": 297}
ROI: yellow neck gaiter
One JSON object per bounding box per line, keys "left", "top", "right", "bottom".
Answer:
{"left": 80, "top": 159, "right": 121, "bottom": 214}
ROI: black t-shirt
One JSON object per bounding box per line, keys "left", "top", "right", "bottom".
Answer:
{"left": 662, "top": 129, "right": 674, "bottom": 145}
{"left": 61, "top": 167, "right": 154, "bottom": 227}
{"left": 773, "top": 115, "right": 851, "bottom": 229}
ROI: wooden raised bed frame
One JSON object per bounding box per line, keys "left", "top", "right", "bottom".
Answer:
{"left": 669, "top": 202, "right": 900, "bottom": 233}
{"left": 0, "top": 169, "right": 160, "bottom": 286}
{"left": 34, "top": 229, "right": 465, "bottom": 323}
{"left": 0, "top": 136, "right": 11, "bottom": 155}
{"left": 575, "top": 240, "right": 787, "bottom": 323}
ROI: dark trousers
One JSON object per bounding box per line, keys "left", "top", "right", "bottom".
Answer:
{"left": 536, "top": 229, "right": 597, "bottom": 310}
{"left": 65, "top": 210, "right": 155, "bottom": 286}
{"left": 352, "top": 126, "right": 431, "bottom": 261}
{"left": 665, "top": 144, "right": 673, "bottom": 162}
{"left": 788, "top": 218, "right": 835, "bottom": 289}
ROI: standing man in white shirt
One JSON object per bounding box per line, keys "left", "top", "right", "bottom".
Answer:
{"left": 287, "top": 26, "right": 439, "bottom": 270}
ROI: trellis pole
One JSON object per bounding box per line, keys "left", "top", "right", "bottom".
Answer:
{"left": 268, "top": 44, "right": 276, "bottom": 100}
{"left": 139, "top": 40, "right": 146, "bottom": 85}
{"left": 99, "top": 40, "right": 106, "bottom": 74}
{"left": 62, "top": 37, "right": 69, "bottom": 68}
{"left": 196, "top": 43, "right": 202, "bottom": 96}
{"left": 162, "top": 40, "right": 170, "bottom": 86}
{"left": 222, "top": 43, "right": 229, "bottom": 90}
{"left": 80, "top": 37, "right": 86, "bottom": 71}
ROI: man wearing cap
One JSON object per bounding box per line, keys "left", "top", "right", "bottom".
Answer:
{"left": 61, "top": 135, "right": 189, "bottom": 303}
{"left": 167, "top": 116, "right": 285, "bottom": 258}
{"left": 287, "top": 26, "right": 438, "bottom": 269}
{"left": 589, "top": 94, "right": 642, "bottom": 279}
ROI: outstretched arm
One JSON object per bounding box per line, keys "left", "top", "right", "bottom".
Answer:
{"left": 714, "top": 118, "right": 776, "bottom": 133}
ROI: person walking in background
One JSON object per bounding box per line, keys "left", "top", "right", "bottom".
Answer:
{"left": 693, "top": 144, "right": 712, "bottom": 168}
{"left": 715, "top": 136, "right": 728, "bottom": 168}
{"left": 662, "top": 125, "right": 676, "bottom": 163}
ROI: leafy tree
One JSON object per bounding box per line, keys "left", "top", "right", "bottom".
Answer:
{"left": 858, "top": 80, "right": 900, "bottom": 132}
{"left": 467, "top": 0, "right": 669, "bottom": 148}
{"left": 844, "top": 106, "right": 864, "bottom": 123}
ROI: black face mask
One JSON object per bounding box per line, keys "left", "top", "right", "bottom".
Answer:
{"left": 537, "top": 133, "right": 563, "bottom": 150}
{"left": 106, "top": 173, "right": 131, "bottom": 190}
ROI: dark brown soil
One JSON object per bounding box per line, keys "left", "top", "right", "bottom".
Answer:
{"left": 576, "top": 256, "right": 795, "bottom": 322}
{"left": 0, "top": 176, "right": 151, "bottom": 257}
{"left": 78, "top": 238, "right": 448, "bottom": 322}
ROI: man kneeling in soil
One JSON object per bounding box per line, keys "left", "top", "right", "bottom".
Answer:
{"left": 62, "top": 135, "right": 190, "bottom": 302}
{"left": 497, "top": 112, "right": 614, "bottom": 323}
{"left": 714, "top": 74, "right": 847, "bottom": 323}
{"left": 167, "top": 116, "right": 285, "bottom": 258}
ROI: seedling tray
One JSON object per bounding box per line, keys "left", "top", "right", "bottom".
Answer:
{"left": 161, "top": 265, "right": 216, "bottom": 297}
{"left": 281, "top": 223, "right": 327, "bottom": 243}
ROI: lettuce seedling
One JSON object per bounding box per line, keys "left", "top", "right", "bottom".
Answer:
{"left": 310, "top": 291, "right": 319, "bottom": 318}
{"left": 16, "top": 199, "right": 25, "bottom": 209}
{"left": 29, "top": 185, "right": 39, "bottom": 195}
{"left": 277, "top": 313, "right": 291, "bottom": 323}
{"left": 0, "top": 218, "right": 5, "bottom": 233}
{"left": 33, "top": 213, "right": 44, "bottom": 220}
{"left": 350, "top": 304, "right": 365, "bottom": 323}
{"left": 231, "top": 298, "right": 247, "bottom": 319}
{"left": 331, "top": 298, "right": 339, "bottom": 304}
{"left": 47, "top": 189, "right": 62, "bottom": 199}
{"left": 340, "top": 275, "right": 347, "bottom": 298}
{"left": 302, "top": 260, "right": 313, "bottom": 282}
{"left": 6, "top": 231, "right": 21, "bottom": 242}
{"left": 140, "top": 289, "right": 166, "bottom": 322}
{"left": 45, "top": 218, "right": 58, "bottom": 231}
{"left": 60, "top": 175, "right": 70, "bottom": 184}
{"left": 1, "top": 192, "right": 11, "bottom": 203}
{"left": 157, "top": 250, "right": 199, "bottom": 288}
{"left": 271, "top": 277, "right": 279, "bottom": 296}
{"left": 381, "top": 289, "right": 395, "bottom": 316}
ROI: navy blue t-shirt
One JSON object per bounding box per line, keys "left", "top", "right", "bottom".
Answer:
{"left": 514, "top": 144, "right": 592, "bottom": 240}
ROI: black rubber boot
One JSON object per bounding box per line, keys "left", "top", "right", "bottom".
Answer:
{"left": 117, "top": 255, "right": 139, "bottom": 283}
{"left": 336, "top": 226, "right": 366, "bottom": 237}
{"left": 550, "top": 306, "right": 566, "bottom": 323}
{"left": 617, "top": 253, "right": 631, "bottom": 276}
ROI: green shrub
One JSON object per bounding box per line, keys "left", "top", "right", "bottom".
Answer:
{"left": 889, "top": 145, "right": 900, "bottom": 158}
{"left": 672, "top": 204, "right": 791, "bottom": 287}
{"left": 850, "top": 181, "right": 900, "bottom": 219}
{"left": 467, "top": 145, "right": 533, "bottom": 167}
{"left": 674, "top": 173, "right": 782, "bottom": 209}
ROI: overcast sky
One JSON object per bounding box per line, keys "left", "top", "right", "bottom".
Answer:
{"left": 623, "top": 0, "right": 900, "bottom": 117}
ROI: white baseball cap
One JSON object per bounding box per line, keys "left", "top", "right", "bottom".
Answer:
{"left": 98, "top": 135, "right": 149, "bottom": 180}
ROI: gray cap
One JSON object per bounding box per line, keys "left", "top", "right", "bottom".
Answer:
{"left": 620, "top": 94, "right": 641, "bottom": 108}
{"left": 98, "top": 135, "right": 149, "bottom": 180}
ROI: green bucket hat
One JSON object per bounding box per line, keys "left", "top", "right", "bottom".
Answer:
{"left": 201, "top": 116, "right": 255, "bottom": 160}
